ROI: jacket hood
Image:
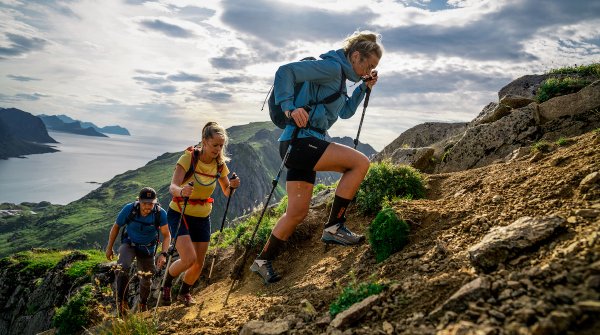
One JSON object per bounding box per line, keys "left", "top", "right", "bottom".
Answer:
{"left": 320, "top": 49, "right": 361, "bottom": 82}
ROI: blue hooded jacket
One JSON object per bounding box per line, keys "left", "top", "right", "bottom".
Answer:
{"left": 274, "top": 49, "right": 370, "bottom": 141}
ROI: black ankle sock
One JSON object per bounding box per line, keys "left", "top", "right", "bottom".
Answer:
{"left": 180, "top": 281, "right": 193, "bottom": 295}
{"left": 326, "top": 195, "right": 351, "bottom": 228}
{"left": 164, "top": 270, "right": 175, "bottom": 288}
{"left": 257, "top": 234, "right": 285, "bottom": 261}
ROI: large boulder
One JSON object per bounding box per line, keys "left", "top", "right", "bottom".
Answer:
{"left": 470, "top": 102, "right": 512, "bottom": 127}
{"left": 468, "top": 216, "right": 565, "bottom": 273}
{"left": 437, "top": 104, "right": 539, "bottom": 173}
{"left": 538, "top": 80, "right": 600, "bottom": 122}
{"left": 497, "top": 74, "right": 549, "bottom": 101}
{"left": 388, "top": 147, "right": 434, "bottom": 171}
{"left": 374, "top": 122, "right": 467, "bottom": 162}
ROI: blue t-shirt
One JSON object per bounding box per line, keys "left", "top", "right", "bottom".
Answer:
{"left": 116, "top": 202, "right": 168, "bottom": 245}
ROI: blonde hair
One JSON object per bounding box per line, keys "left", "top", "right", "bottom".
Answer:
{"left": 199, "top": 121, "right": 230, "bottom": 165}
{"left": 343, "top": 30, "right": 383, "bottom": 61}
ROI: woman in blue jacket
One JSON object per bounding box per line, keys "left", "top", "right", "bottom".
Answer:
{"left": 251, "top": 31, "right": 383, "bottom": 284}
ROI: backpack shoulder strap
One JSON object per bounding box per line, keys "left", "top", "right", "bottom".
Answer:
{"left": 153, "top": 204, "right": 162, "bottom": 230}
{"left": 125, "top": 201, "right": 139, "bottom": 225}
{"left": 183, "top": 146, "right": 200, "bottom": 182}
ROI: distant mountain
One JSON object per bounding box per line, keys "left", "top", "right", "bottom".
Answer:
{"left": 0, "top": 108, "right": 59, "bottom": 159}
{"left": 38, "top": 115, "right": 107, "bottom": 137}
{"left": 40, "top": 114, "right": 130, "bottom": 136}
{"left": 0, "top": 121, "right": 376, "bottom": 256}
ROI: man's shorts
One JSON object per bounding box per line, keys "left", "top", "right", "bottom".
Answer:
{"left": 279, "top": 136, "right": 330, "bottom": 184}
{"left": 167, "top": 208, "right": 211, "bottom": 242}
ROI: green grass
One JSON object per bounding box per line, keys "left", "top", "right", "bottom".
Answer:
{"left": 548, "top": 63, "right": 600, "bottom": 76}
{"left": 536, "top": 77, "right": 590, "bottom": 103}
{"left": 95, "top": 314, "right": 157, "bottom": 335}
{"left": 329, "top": 279, "right": 385, "bottom": 317}
{"left": 66, "top": 250, "right": 106, "bottom": 279}
{"left": 531, "top": 140, "right": 553, "bottom": 153}
{"left": 7, "top": 249, "right": 71, "bottom": 275}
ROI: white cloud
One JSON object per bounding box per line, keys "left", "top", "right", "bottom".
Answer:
{"left": 0, "top": 0, "right": 598, "bottom": 151}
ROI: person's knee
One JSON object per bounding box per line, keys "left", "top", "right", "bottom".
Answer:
{"left": 180, "top": 254, "right": 197, "bottom": 269}
{"left": 286, "top": 205, "right": 309, "bottom": 223}
{"left": 357, "top": 153, "right": 370, "bottom": 175}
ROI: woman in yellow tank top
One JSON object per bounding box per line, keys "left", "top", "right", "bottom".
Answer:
{"left": 160, "top": 121, "right": 240, "bottom": 306}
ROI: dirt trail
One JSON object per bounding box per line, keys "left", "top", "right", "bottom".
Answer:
{"left": 148, "top": 130, "right": 599, "bottom": 334}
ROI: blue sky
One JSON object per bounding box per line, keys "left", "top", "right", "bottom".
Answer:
{"left": 1, "top": 0, "right": 598, "bottom": 150}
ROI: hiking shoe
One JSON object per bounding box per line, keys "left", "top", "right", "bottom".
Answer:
{"left": 321, "top": 222, "right": 365, "bottom": 246}
{"left": 161, "top": 286, "right": 172, "bottom": 305}
{"left": 177, "top": 293, "right": 195, "bottom": 306}
{"left": 250, "top": 259, "right": 282, "bottom": 284}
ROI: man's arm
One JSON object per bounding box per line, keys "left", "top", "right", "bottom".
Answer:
{"left": 106, "top": 223, "right": 120, "bottom": 261}
{"left": 156, "top": 224, "right": 171, "bottom": 268}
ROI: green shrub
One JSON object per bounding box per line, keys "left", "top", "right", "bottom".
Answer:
{"left": 531, "top": 141, "right": 552, "bottom": 153}
{"left": 96, "top": 314, "right": 157, "bottom": 335}
{"left": 536, "top": 77, "right": 590, "bottom": 103}
{"left": 329, "top": 280, "right": 385, "bottom": 317}
{"left": 356, "top": 161, "right": 425, "bottom": 215}
{"left": 548, "top": 63, "right": 600, "bottom": 76}
{"left": 368, "top": 208, "right": 410, "bottom": 262}
{"left": 53, "top": 284, "right": 94, "bottom": 334}
{"left": 555, "top": 137, "right": 571, "bottom": 146}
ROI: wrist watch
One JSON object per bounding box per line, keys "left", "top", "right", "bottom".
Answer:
{"left": 285, "top": 110, "right": 292, "bottom": 119}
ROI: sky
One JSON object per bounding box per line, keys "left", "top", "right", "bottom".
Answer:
{"left": 1, "top": 0, "right": 599, "bottom": 151}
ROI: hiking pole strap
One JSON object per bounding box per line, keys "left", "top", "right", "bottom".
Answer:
{"left": 353, "top": 87, "right": 371, "bottom": 150}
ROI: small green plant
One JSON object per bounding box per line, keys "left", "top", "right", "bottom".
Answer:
{"left": 555, "top": 137, "right": 570, "bottom": 146}
{"left": 368, "top": 208, "right": 410, "bottom": 262}
{"left": 273, "top": 195, "right": 288, "bottom": 216}
{"left": 594, "top": 128, "right": 600, "bottom": 134}
{"left": 329, "top": 279, "right": 385, "bottom": 317}
{"left": 441, "top": 150, "right": 451, "bottom": 163}
{"left": 53, "top": 284, "right": 95, "bottom": 334}
{"left": 356, "top": 160, "right": 425, "bottom": 215}
{"left": 531, "top": 141, "right": 552, "bottom": 153}
{"left": 312, "top": 183, "right": 328, "bottom": 195}
{"left": 95, "top": 314, "right": 157, "bottom": 335}
{"left": 536, "top": 77, "right": 590, "bottom": 103}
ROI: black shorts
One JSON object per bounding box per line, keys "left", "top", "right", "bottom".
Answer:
{"left": 167, "top": 208, "right": 211, "bottom": 243}
{"left": 279, "top": 136, "right": 330, "bottom": 184}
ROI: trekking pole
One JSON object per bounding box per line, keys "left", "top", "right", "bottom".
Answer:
{"left": 223, "top": 125, "right": 302, "bottom": 306}
{"left": 353, "top": 87, "right": 371, "bottom": 150}
{"left": 153, "top": 181, "right": 193, "bottom": 318}
{"left": 207, "top": 173, "right": 238, "bottom": 283}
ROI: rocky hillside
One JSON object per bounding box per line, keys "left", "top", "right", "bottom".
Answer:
{"left": 0, "top": 108, "right": 58, "bottom": 159}
{"left": 1, "top": 67, "right": 598, "bottom": 334}
{"left": 143, "top": 128, "right": 599, "bottom": 335}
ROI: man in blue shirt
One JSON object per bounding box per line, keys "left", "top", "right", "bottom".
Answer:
{"left": 105, "top": 187, "right": 170, "bottom": 315}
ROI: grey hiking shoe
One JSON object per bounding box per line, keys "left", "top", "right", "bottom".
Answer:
{"left": 250, "top": 259, "right": 282, "bottom": 284}
{"left": 321, "top": 222, "right": 365, "bottom": 246}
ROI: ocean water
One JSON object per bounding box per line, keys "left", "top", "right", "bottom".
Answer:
{"left": 0, "top": 132, "right": 191, "bottom": 205}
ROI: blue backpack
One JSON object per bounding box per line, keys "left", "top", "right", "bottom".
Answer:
{"left": 267, "top": 57, "right": 346, "bottom": 129}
